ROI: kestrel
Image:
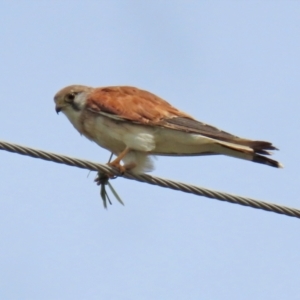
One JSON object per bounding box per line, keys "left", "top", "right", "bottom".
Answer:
{"left": 54, "top": 85, "right": 283, "bottom": 173}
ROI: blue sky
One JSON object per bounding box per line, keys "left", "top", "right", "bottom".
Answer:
{"left": 0, "top": 1, "right": 299, "bottom": 299}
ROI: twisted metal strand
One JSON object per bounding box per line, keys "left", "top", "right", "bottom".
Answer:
{"left": 0, "top": 140, "right": 299, "bottom": 219}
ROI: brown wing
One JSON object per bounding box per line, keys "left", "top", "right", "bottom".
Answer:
{"left": 86, "top": 86, "right": 277, "bottom": 152}
{"left": 86, "top": 86, "right": 192, "bottom": 124}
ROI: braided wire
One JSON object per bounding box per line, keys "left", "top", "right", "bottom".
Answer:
{"left": 0, "top": 140, "right": 298, "bottom": 219}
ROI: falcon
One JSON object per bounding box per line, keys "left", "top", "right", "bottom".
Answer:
{"left": 54, "top": 85, "right": 283, "bottom": 173}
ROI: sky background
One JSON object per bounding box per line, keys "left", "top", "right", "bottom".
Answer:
{"left": 0, "top": 1, "right": 299, "bottom": 299}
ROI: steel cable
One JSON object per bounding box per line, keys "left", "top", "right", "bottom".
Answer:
{"left": 0, "top": 140, "right": 298, "bottom": 219}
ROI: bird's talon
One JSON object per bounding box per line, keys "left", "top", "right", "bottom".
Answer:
{"left": 107, "top": 162, "right": 126, "bottom": 175}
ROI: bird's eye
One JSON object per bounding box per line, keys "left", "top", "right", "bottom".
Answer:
{"left": 65, "top": 93, "right": 75, "bottom": 102}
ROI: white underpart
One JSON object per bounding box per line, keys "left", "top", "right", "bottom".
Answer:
{"left": 122, "top": 151, "right": 155, "bottom": 173}
{"left": 90, "top": 118, "right": 157, "bottom": 173}
{"left": 62, "top": 106, "right": 82, "bottom": 132}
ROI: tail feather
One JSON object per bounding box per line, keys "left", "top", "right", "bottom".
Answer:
{"left": 214, "top": 142, "right": 283, "bottom": 168}
{"left": 253, "top": 154, "right": 283, "bottom": 168}
{"left": 237, "top": 140, "right": 278, "bottom": 151}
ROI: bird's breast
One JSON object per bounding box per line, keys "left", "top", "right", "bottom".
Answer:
{"left": 81, "top": 112, "right": 127, "bottom": 153}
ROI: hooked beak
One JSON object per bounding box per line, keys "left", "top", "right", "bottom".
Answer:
{"left": 55, "top": 105, "right": 62, "bottom": 114}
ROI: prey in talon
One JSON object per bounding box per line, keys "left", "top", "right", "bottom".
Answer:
{"left": 54, "top": 84, "right": 283, "bottom": 173}
{"left": 94, "top": 153, "right": 124, "bottom": 208}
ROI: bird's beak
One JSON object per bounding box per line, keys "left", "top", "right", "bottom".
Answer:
{"left": 55, "top": 105, "right": 61, "bottom": 114}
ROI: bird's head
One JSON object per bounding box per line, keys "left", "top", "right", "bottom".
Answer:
{"left": 54, "top": 85, "right": 93, "bottom": 115}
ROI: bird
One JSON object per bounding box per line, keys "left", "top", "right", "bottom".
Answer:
{"left": 54, "top": 85, "right": 283, "bottom": 174}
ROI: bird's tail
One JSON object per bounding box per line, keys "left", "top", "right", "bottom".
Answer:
{"left": 252, "top": 153, "right": 283, "bottom": 168}
{"left": 214, "top": 141, "right": 283, "bottom": 168}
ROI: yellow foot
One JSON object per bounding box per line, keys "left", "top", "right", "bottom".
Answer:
{"left": 105, "top": 147, "right": 130, "bottom": 175}
{"left": 107, "top": 161, "right": 126, "bottom": 175}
